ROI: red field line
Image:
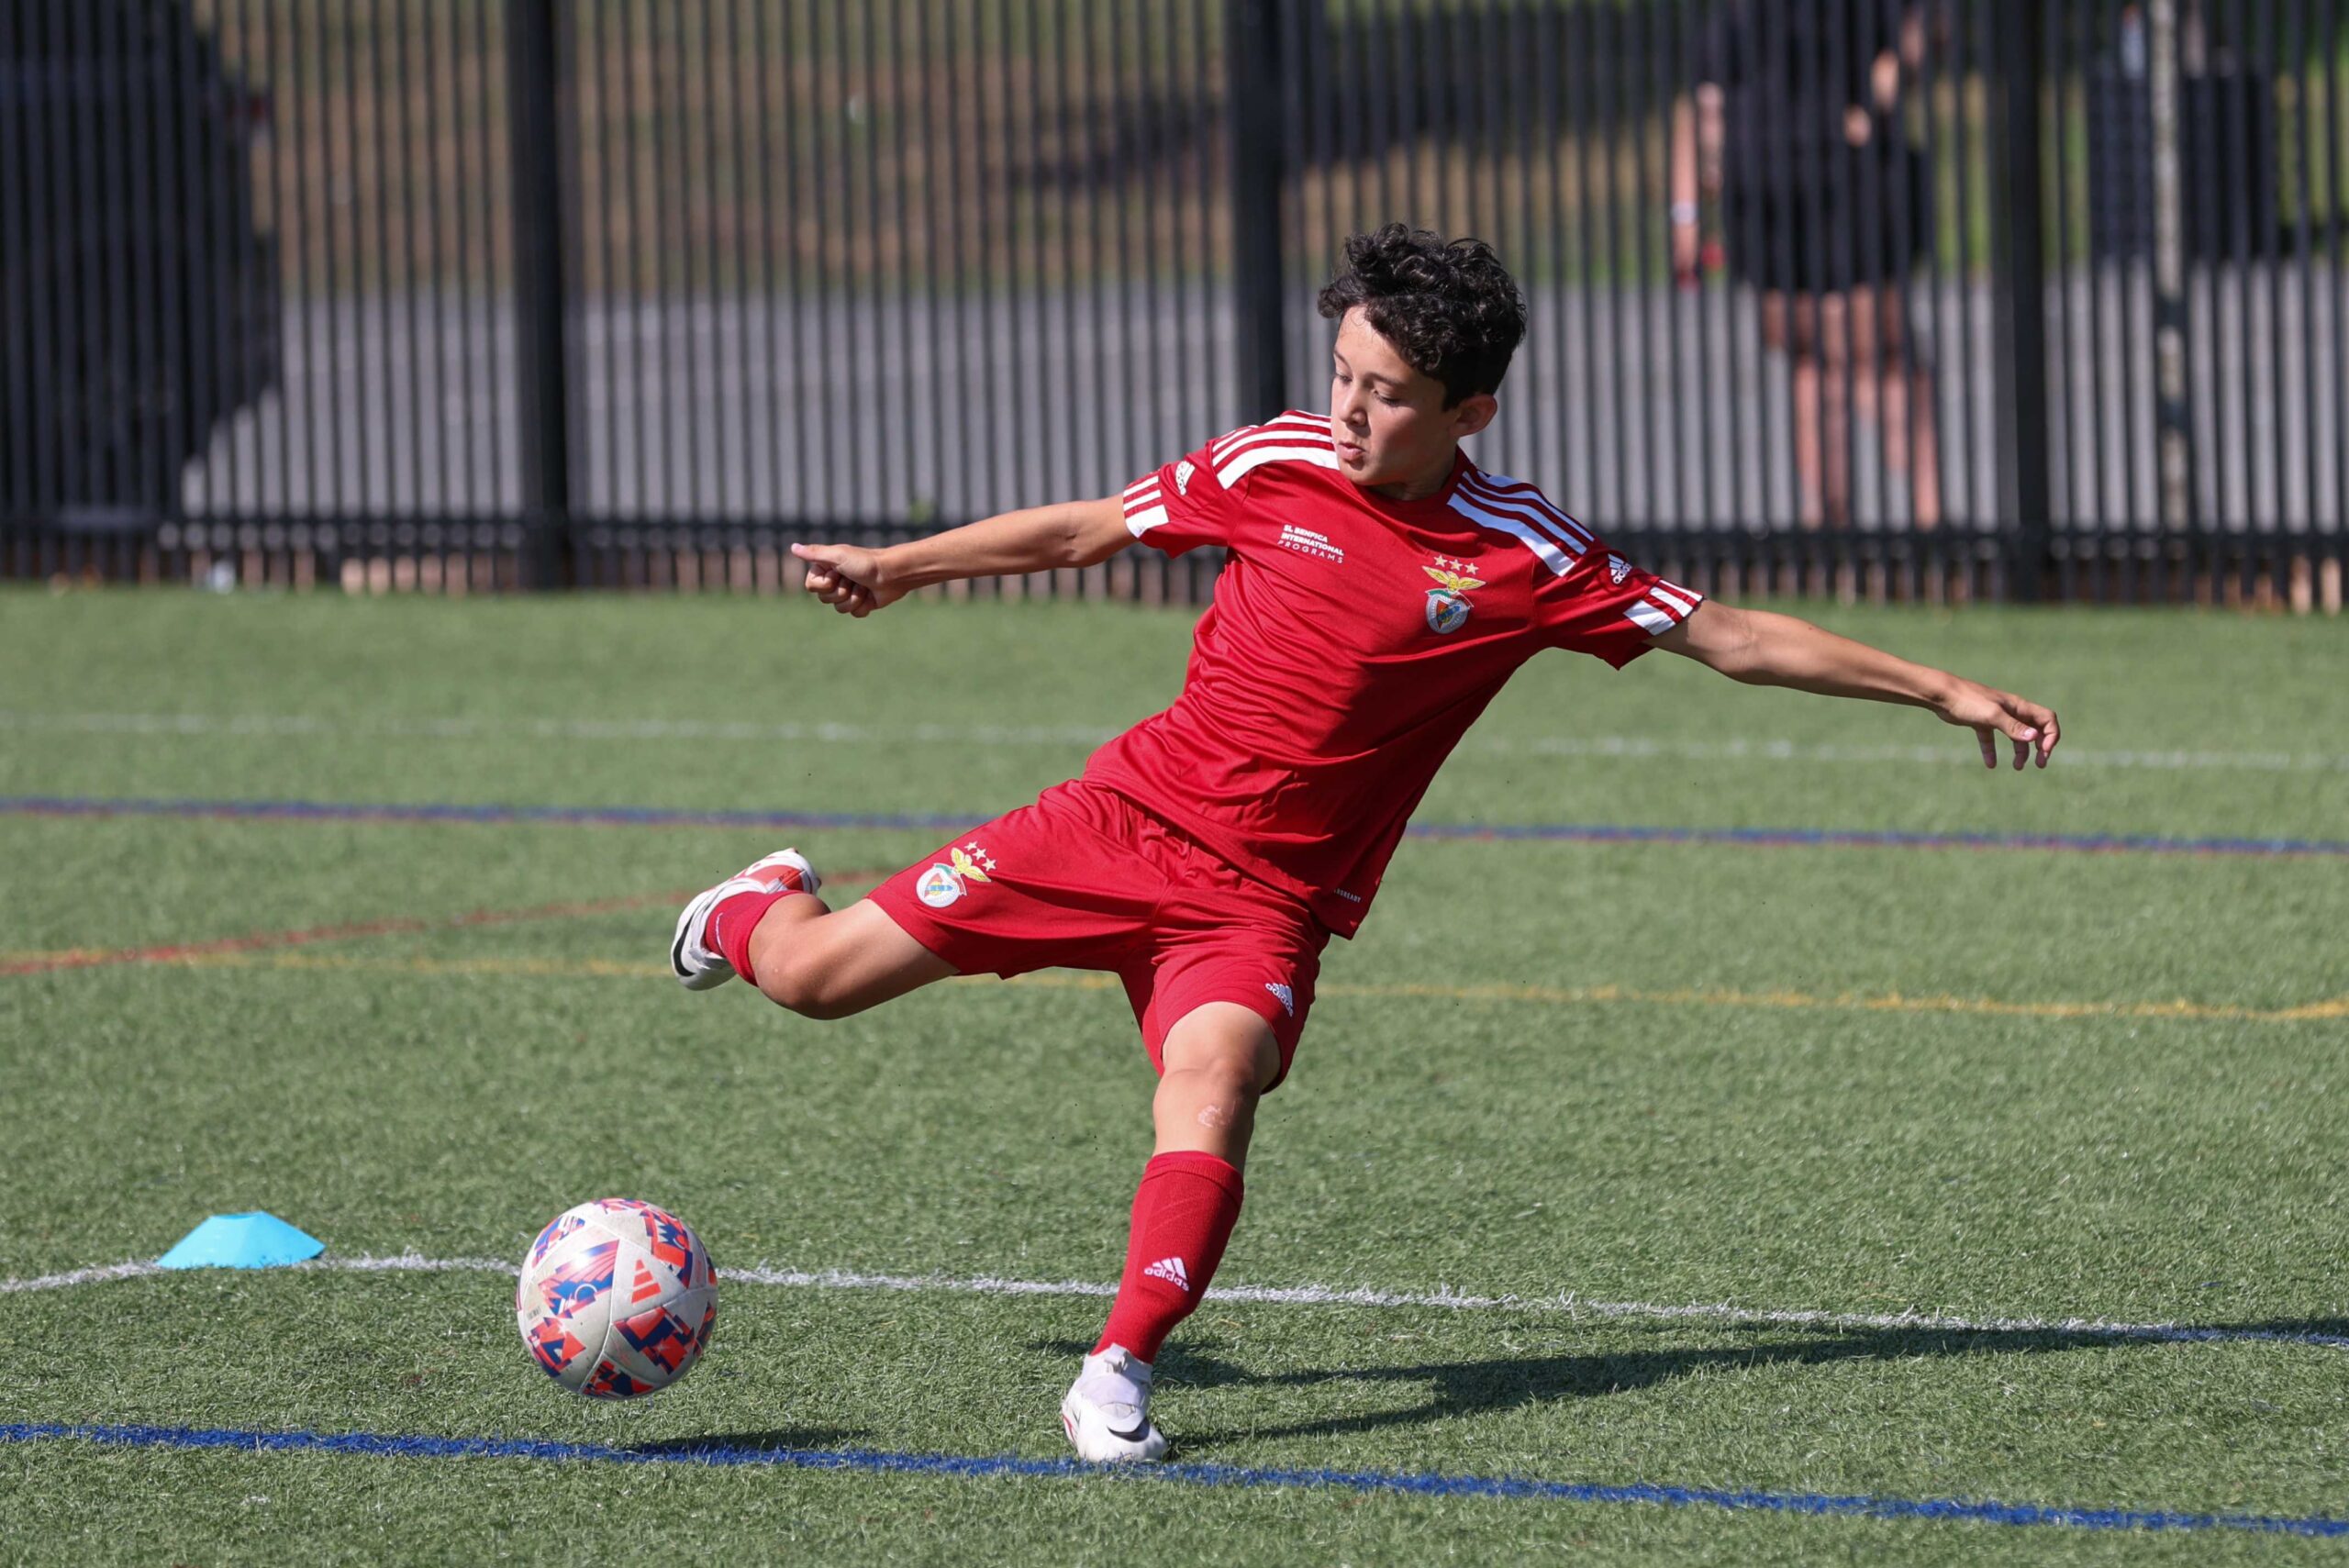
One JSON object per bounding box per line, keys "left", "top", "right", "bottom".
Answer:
{"left": 1, "top": 870, "right": 891, "bottom": 978}
{"left": 0, "top": 892, "right": 689, "bottom": 978}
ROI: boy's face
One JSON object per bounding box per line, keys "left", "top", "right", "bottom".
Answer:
{"left": 1329, "top": 309, "right": 1497, "bottom": 501}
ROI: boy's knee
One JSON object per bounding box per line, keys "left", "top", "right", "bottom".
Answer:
{"left": 1156, "top": 1056, "right": 1261, "bottom": 1138}
{"left": 1161, "top": 1004, "right": 1283, "bottom": 1094}
{"left": 1167, "top": 1055, "right": 1262, "bottom": 1106}
{"left": 752, "top": 942, "right": 855, "bottom": 1020}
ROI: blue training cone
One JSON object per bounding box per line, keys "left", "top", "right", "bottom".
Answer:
{"left": 156, "top": 1212, "right": 325, "bottom": 1270}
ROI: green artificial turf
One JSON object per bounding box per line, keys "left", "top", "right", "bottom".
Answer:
{"left": 3, "top": 587, "right": 2344, "bottom": 1565}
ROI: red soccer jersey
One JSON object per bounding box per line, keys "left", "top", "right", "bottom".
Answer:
{"left": 1083, "top": 411, "right": 1703, "bottom": 939}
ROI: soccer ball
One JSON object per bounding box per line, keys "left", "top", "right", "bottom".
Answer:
{"left": 516, "top": 1197, "right": 718, "bottom": 1398}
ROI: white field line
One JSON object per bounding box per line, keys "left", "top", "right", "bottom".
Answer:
{"left": 0, "top": 1260, "right": 166, "bottom": 1292}
{"left": 6, "top": 1253, "right": 2344, "bottom": 1350}
{"left": 3, "top": 709, "right": 2344, "bottom": 774}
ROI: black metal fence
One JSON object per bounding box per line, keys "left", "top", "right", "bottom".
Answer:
{"left": 3, "top": 0, "right": 2343, "bottom": 606}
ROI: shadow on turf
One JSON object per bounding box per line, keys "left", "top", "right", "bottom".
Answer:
{"left": 1035, "top": 1320, "right": 2349, "bottom": 1445}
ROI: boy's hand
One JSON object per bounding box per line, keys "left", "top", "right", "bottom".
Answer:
{"left": 1932, "top": 677, "right": 2060, "bottom": 771}
{"left": 791, "top": 542, "right": 899, "bottom": 617}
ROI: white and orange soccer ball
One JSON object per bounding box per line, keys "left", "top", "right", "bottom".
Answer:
{"left": 516, "top": 1198, "right": 718, "bottom": 1398}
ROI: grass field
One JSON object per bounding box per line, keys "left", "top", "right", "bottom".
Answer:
{"left": 4, "top": 587, "right": 2346, "bottom": 1564}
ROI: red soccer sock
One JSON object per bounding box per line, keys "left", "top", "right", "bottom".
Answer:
{"left": 1092, "top": 1151, "right": 1245, "bottom": 1363}
{"left": 707, "top": 888, "right": 803, "bottom": 986}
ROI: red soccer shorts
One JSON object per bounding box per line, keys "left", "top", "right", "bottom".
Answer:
{"left": 865, "top": 779, "right": 1327, "bottom": 1089}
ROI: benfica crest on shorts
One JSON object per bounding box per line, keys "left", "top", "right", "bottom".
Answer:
{"left": 1421, "top": 556, "right": 1484, "bottom": 634}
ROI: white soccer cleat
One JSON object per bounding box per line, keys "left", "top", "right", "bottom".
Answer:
{"left": 1060, "top": 1345, "right": 1169, "bottom": 1462}
{"left": 669, "top": 850, "right": 822, "bottom": 991}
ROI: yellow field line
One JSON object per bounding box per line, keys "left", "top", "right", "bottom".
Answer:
{"left": 112, "top": 949, "right": 2349, "bottom": 1025}
{"left": 1330, "top": 978, "right": 2349, "bottom": 1024}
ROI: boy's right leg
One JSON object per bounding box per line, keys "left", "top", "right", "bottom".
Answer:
{"left": 672, "top": 849, "right": 956, "bottom": 1018}
{"left": 740, "top": 896, "right": 955, "bottom": 1018}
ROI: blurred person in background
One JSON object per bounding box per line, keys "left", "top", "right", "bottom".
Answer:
{"left": 1675, "top": 0, "right": 1943, "bottom": 529}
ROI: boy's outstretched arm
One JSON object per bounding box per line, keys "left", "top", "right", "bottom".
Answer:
{"left": 789, "top": 497, "right": 1132, "bottom": 617}
{"left": 1654, "top": 602, "right": 2061, "bottom": 771}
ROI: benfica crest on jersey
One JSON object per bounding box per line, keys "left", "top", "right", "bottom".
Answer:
{"left": 1421, "top": 555, "right": 1484, "bottom": 634}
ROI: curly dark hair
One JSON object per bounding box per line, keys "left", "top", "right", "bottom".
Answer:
{"left": 1316, "top": 225, "right": 1528, "bottom": 407}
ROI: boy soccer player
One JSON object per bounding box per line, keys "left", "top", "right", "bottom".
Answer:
{"left": 669, "top": 225, "right": 2060, "bottom": 1462}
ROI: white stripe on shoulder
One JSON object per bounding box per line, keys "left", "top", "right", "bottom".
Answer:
{"left": 1647, "top": 583, "right": 1698, "bottom": 617}
{"left": 1455, "top": 488, "right": 1592, "bottom": 562}
{"left": 1125, "top": 504, "right": 1170, "bottom": 537}
{"left": 1216, "top": 441, "right": 1341, "bottom": 490}
{"left": 1208, "top": 427, "right": 1260, "bottom": 461}
{"left": 1122, "top": 489, "right": 1163, "bottom": 522}
{"left": 1624, "top": 599, "right": 1677, "bottom": 635}
{"left": 1124, "top": 475, "right": 1162, "bottom": 501}
{"left": 1464, "top": 479, "right": 1594, "bottom": 551}
{"left": 1447, "top": 493, "right": 1578, "bottom": 574}
{"left": 1462, "top": 473, "right": 1594, "bottom": 550}
{"left": 1211, "top": 413, "right": 1329, "bottom": 462}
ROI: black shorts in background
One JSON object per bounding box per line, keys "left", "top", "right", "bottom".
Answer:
{"left": 1721, "top": 143, "right": 1932, "bottom": 295}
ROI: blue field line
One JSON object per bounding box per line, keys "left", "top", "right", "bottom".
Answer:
{"left": 6, "top": 795, "right": 2346, "bottom": 860}
{"left": 4, "top": 1423, "right": 2344, "bottom": 1538}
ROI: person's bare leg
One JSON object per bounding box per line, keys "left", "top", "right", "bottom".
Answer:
{"left": 1872, "top": 360, "right": 1943, "bottom": 528}
{"left": 1151, "top": 1003, "right": 1282, "bottom": 1169}
{"left": 1817, "top": 293, "right": 1854, "bottom": 528}
{"left": 1867, "top": 291, "right": 1943, "bottom": 528}
{"left": 743, "top": 895, "right": 957, "bottom": 1019}
{"left": 1791, "top": 351, "right": 1826, "bottom": 529}
{"left": 1764, "top": 292, "right": 1829, "bottom": 530}
{"left": 1904, "top": 362, "right": 1943, "bottom": 528}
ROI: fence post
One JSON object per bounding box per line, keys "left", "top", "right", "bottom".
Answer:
{"left": 1989, "top": 0, "right": 2051, "bottom": 599}
{"left": 1226, "top": 0, "right": 1287, "bottom": 422}
{"left": 506, "top": 0, "right": 571, "bottom": 587}
{"left": 2145, "top": 0, "right": 2195, "bottom": 535}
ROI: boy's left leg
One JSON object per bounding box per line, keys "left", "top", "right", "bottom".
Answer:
{"left": 1151, "top": 1001, "right": 1281, "bottom": 1163}
{"left": 1062, "top": 1002, "right": 1280, "bottom": 1463}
